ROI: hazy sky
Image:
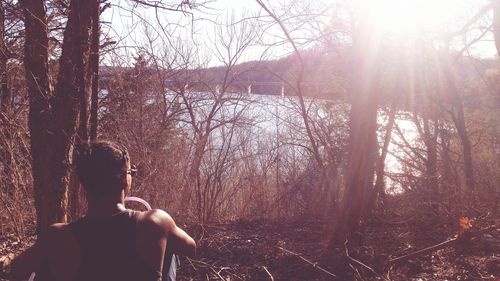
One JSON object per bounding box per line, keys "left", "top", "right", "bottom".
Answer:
{"left": 101, "top": 0, "right": 497, "bottom": 66}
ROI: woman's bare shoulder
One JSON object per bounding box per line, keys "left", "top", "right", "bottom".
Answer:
{"left": 45, "top": 223, "right": 80, "bottom": 280}
{"left": 136, "top": 209, "right": 176, "bottom": 237}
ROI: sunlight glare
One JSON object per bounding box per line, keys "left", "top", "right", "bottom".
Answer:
{"left": 350, "top": 0, "right": 451, "bottom": 38}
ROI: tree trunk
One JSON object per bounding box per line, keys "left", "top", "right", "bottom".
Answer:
{"left": 370, "top": 105, "right": 397, "bottom": 211}
{"left": 451, "top": 102, "right": 475, "bottom": 194}
{"left": 439, "top": 128, "right": 462, "bottom": 213}
{"left": 21, "top": 0, "right": 94, "bottom": 233}
{"left": 69, "top": 0, "right": 100, "bottom": 220}
{"left": 331, "top": 20, "right": 379, "bottom": 245}
{"left": 0, "top": 1, "right": 7, "bottom": 108}
{"left": 191, "top": 134, "right": 209, "bottom": 222}
{"left": 21, "top": 0, "right": 55, "bottom": 232}
{"left": 422, "top": 113, "right": 439, "bottom": 196}
{"left": 440, "top": 56, "right": 475, "bottom": 197}
{"left": 89, "top": 0, "right": 100, "bottom": 141}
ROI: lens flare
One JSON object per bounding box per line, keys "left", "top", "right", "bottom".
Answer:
{"left": 349, "top": 0, "right": 457, "bottom": 39}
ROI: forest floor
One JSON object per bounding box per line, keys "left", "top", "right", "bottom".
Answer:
{"left": 177, "top": 215, "right": 499, "bottom": 281}
{"left": 1, "top": 215, "right": 498, "bottom": 281}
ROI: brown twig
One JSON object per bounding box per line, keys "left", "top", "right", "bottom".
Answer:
{"left": 344, "top": 240, "right": 378, "bottom": 276}
{"left": 389, "top": 237, "right": 458, "bottom": 264}
{"left": 375, "top": 213, "right": 417, "bottom": 225}
{"left": 210, "top": 267, "right": 225, "bottom": 281}
{"left": 186, "top": 257, "right": 215, "bottom": 268}
{"left": 186, "top": 257, "right": 197, "bottom": 272}
{"left": 262, "top": 266, "right": 274, "bottom": 281}
{"left": 276, "top": 246, "right": 336, "bottom": 278}
{"left": 187, "top": 257, "right": 240, "bottom": 280}
{"left": 348, "top": 263, "right": 365, "bottom": 281}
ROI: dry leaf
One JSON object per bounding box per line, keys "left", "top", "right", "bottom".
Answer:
{"left": 458, "top": 217, "right": 472, "bottom": 236}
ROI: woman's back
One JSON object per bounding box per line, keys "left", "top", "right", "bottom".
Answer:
{"left": 68, "top": 210, "right": 162, "bottom": 281}
{"left": 3, "top": 142, "right": 195, "bottom": 281}
{"left": 44, "top": 209, "right": 174, "bottom": 281}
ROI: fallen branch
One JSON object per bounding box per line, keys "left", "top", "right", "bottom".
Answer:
{"left": 211, "top": 267, "right": 226, "bottom": 281}
{"left": 389, "top": 237, "right": 458, "bottom": 264}
{"left": 389, "top": 217, "right": 478, "bottom": 266}
{"left": 262, "top": 266, "right": 274, "bottom": 281}
{"left": 186, "top": 257, "right": 223, "bottom": 280}
{"left": 186, "top": 257, "right": 242, "bottom": 280}
{"left": 186, "top": 257, "right": 213, "bottom": 268}
{"left": 276, "top": 246, "right": 336, "bottom": 278}
{"left": 344, "top": 240, "right": 378, "bottom": 276}
{"left": 186, "top": 257, "right": 197, "bottom": 272}
{"left": 375, "top": 213, "right": 417, "bottom": 225}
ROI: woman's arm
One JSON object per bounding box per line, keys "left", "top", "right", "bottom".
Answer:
{"left": 0, "top": 253, "right": 15, "bottom": 279}
{"left": 167, "top": 224, "right": 196, "bottom": 257}
{"left": 1, "top": 224, "right": 70, "bottom": 281}
{"left": 0, "top": 241, "right": 44, "bottom": 280}
{"left": 12, "top": 242, "right": 44, "bottom": 278}
{"left": 149, "top": 209, "right": 196, "bottom": 257}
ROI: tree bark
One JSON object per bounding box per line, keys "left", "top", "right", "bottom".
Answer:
{"left": 69, "top": 0, "right": 100, "bottom": 220}
{"left": 440, "top": 56, "right": 475, "bottom": 196}
{"left": 21, "top": 0, "right": 55, "bottom": 232}
{"left": 370, "top": 105, "right": 397, "bottom": 211}
{"left": 89, "top": 0, "right": 100, "bottom": 141}
{"left": 421, "top": 112, "right": 439, "bottom": 195}
{"left": 21, "top": 0, "right": 94, "bottom": 232}
{"left": 331, "top": 20, "right": 379, "bottom": 245}
{"left": 450, "top": 102, "right": 475, "bottom": 194}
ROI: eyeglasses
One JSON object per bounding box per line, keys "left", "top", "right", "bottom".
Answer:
{"left": 126, "top": 164, "right": 138, "bottom": 176}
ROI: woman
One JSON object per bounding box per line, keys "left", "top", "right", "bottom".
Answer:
{"left": 1, "top": 141, "right": 196, "bottom": 280}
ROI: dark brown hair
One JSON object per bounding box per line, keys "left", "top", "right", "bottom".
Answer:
{"left": 73, "top": 140, "right": 130, "bottom": 197}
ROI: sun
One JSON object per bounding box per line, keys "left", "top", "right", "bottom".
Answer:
{"left": 350, "top": 0, "right": 450, "bottom": 39}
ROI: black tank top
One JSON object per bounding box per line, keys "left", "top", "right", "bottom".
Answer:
{"left": 69, "top": 210, "right": 162, "bottom": 281}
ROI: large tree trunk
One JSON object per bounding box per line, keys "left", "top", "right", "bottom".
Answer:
{"left": 69, "top": 0, "right": 100, "bottom": 220}
{"left": 21, "top": 0, "right": 94, "bottom": 233}
{"left": 333, "top": 99, "right": 378, "bottom": 245}
{"left": 21, "top": 0, "right": 55, "bottom": 232}
{"left": 331, "top": 20, "right": 379, "bottom": 245}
